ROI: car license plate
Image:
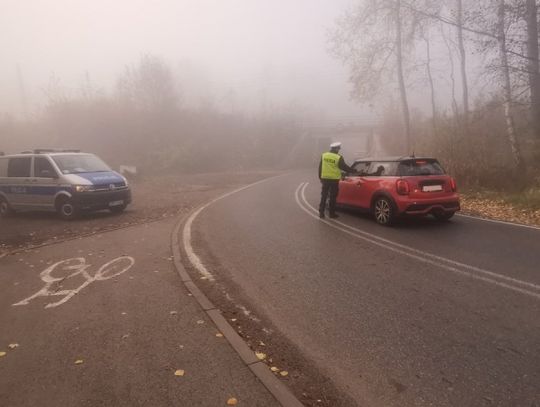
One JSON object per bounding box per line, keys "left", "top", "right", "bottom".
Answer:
{"left": 422, "top": 185, "right": 443, "bottom": 192}
{"left": 109, "top": 200, "right": 124, "bottom": 207}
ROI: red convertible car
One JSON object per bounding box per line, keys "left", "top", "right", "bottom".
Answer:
{"left": 337, "top": 157, "right": 460, "bottom": 226}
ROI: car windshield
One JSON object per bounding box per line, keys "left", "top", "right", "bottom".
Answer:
{"left": 399, "top": 159, "right": 445, "bottom": 176}
{"left": 52, "top": 154, "right": 111, "bottom": 174}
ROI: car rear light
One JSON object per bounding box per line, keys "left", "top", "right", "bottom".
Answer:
{"left": 396, "top": 179, "right": 410, "bottom": 195}
{"left": 450, "top": 177, "right": 457, "bottom": 192}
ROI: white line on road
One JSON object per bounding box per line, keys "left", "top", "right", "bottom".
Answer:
{"left": 456, "top": 213, "right": 540, "bottom": 231}
{"left": 296, "top": 182, "right": 540, "bottom": 300}
{"left": 182, "top": 175, "right": 286, "bottom": 281}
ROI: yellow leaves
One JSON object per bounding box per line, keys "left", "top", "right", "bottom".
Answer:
{"left": 280, "top": 371, "right": 289, "bottom": 377}
{"left": 255, "top": 352, "right": 266, "bottom": 360}
{"left": 74, "top": 359, "right": 84, "bottom": 365}
{"left": 0, "top": 351, "right": 6, "bottom": 357}
{"left": 174, "top": 369, "right": 185, "bottom": 377}
{"left": 196, "top": 320, "right": 205, "bottom": 325}
{"left": 227, "top": 397, "right": 238, "bottom": 405}
{"left": 8, "top": 343, "right": 19, "bottom": 349}
{"left": 215, "top": 333, "right": 224, "bottom": 338}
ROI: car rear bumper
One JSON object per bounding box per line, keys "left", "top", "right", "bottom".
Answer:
{"left": 395, "top": 194, "right": 460, "bottom": 216}
{"left": 72, "top": 188, "right": 132, "bottom": 211}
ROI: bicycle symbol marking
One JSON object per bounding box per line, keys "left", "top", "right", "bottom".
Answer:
{"left": 13, "top": 256, "right": 135, "bottom": 309}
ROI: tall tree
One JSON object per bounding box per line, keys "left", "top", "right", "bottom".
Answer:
{"left": 456, "top": 0, "right": 470, "bottom": 125}
{"left": 497, "top": 0, "right": 524, "bottom": 170}
{"left": 526, "top": 0, "right": 540, "bottom": 141}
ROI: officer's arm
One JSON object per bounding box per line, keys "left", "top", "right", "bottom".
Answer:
{"left": 318, "top": 159, "right": 322, "bottom": 180}
{"left": 338, "top": 156, "right": 354, "bottom": 173}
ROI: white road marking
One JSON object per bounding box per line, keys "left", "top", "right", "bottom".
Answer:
{"left": 456, "top": 213, "right": 540, "bottom": 231}
{"left": 182, "top": 175, "right": 285, "bottom": 281}
{"left": 296, "top": 182, "right": 540, "bottom": 300}
{"left": 13, "top": 256, "right": 135, "bottom": 309}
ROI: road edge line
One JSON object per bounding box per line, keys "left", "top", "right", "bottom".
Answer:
{"left": 170, "top": 177, "right": 304, "bottom": 407}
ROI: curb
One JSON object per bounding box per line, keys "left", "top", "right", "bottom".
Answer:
{"left": 170, "top": 212, "right": 304, "bottom": 407}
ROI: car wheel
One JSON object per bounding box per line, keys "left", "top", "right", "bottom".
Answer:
{"left": 56, "top": 197, "right": 79, "bottom": 220}
{"left": 0, "top": 197, "right": 15, "bottom": 218}
{"left": 109, "top": 204, "right": 126, "bottom": 214}
{"left": 433, "top": 211, "right": 455, "bottom": 221}
{"left": 373, "top": 196, "right": 394, "bottom": 226}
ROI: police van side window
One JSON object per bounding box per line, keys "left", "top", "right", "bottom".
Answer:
{"left": 34, "top": 157, "right": 57, "bottom": 178}
{"left": 7, "top": 157, "right": 31, "bottom": 177}
{"left": 0, "top": 158, "right": 8, "bottom": 177}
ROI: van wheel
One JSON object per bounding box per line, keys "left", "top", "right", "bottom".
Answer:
{"left": 109, "top": 204, "right": 126, "bottom": 214}
{"left": 56, "top": 197, "right": 79, "bottom": 220}
{"left": 373, "top": 197, "right": 394, "bottom": 226}
{"left": 0, "top": 197, "right": 15, "bottom": 218}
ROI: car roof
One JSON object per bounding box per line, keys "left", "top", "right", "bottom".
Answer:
{"left": 353, "top": 156, "right": 437, "bottom": 163}
{"left": 1, "top": 152, "right": 89, "bottom": 158}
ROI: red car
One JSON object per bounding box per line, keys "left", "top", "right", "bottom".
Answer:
{"left": 337, "top": 157, "right": 460, "bottom": 225}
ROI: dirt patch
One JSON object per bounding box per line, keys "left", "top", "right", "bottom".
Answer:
{"left": 0, "top": 171, "right": 279, "bottom": 256}
{"left": 461, "top": 193, "right": 540, "bottom": 227}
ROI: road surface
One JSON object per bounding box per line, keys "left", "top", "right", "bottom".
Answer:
{"left": 187, "top": 171, "right": 540, "bottom": 407}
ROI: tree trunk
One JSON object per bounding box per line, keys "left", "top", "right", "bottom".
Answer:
{"left": 395, "top": 0, "right": 412, "bottom": 154}
{"left": 526, "top": 0, "right": 540, "bottom": 141}
{"left": 498, "top": 0, "right": 524, "bottom": 170}
{"left": 456, "top": 0, "right": 469, "bottom": 127}
{"left": 424, "top": 36, "right": 437, "bottom": 136}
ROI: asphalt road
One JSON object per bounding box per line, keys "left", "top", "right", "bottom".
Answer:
{"left": 190, "top": 171, "right": 540, "bottom": 407}
{"left": 0, "top": 219, "right": 279, "bottom": 407}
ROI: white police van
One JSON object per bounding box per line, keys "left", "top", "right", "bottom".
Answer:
{"left": 0, "top": 149, "right": 131, "bottom": 220}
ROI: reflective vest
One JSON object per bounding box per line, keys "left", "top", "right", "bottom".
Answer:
{"left": 321, "top": 152, "right": 342, "bottom": 180}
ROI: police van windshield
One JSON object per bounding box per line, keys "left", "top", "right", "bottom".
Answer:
{"left": 52, "top": 154, "right": 111, "bottom": 174}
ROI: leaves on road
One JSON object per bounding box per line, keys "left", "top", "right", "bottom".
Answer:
{"left": 227, "top": 397, "right": 238, "bottom": 405}
{"left": 8, "top": 343, "right": 19, "bottom": 349}
{"left": 280, "top": 371, "right": 289, "bottom": 377}
{"left": 255, "top": 352, "right": 266, "bottom": 360}
{"left": 215, "top": 333, "right": 224, "bottom": 338}
{"left": 196, "top": 320, "right": 204, "bottom": 324}
{"left": 74, "top": 359, "right": 84, "bottom": 365}
{"left": 174, "top": 369, "right": 185, "bottom": 377}
{"left": 0, "top": 351, "right": 6, "bottom": 357}
{"left": 270, "top": 366, "right": 279, "bottom": 372}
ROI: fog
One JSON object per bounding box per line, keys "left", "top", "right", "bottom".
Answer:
{"left": 0, "top": 0, "right": 361, "bottom": 119}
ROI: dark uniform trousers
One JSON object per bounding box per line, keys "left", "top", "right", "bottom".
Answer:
{"left": 319, "top": 179, "right": 339, "bottom": 216}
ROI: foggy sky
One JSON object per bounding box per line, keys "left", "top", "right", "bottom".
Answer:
{"left": 1, "top": 0, "right": 370, "bottom": 121}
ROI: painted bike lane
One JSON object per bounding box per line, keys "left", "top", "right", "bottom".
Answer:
{"left": 0, "top": 219, "right": 279, "bottom": 407}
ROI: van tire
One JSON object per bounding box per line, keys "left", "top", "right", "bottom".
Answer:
{"left": 0, "top": 197, "right": 15, "bottom": 218}
{"left": 56, "top": 197, "right": 79, "bottom": 220}
{"left": 109, "top": 204, "right": 126, "bottom": 214}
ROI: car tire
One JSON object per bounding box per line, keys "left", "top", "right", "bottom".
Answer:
{"left": 433, "top": 211, "right": 455, "bottom": 221}
{"left": 372, "top": 196, "right": 394, "bottom": 226}
{"left": 56, "top": 197, "right": 79, "bottom": 220}
{"left": 109, "top": 204, "right": 126, "bottom": 214}
{"left": 0, "top": 197, "right": 15, "bottom": 218}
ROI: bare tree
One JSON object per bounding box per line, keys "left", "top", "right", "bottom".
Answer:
{"left": 456, "top": 0, "right": 470, "bottom": 126}
{"left": 498, "top": 0, "right": 524, "bottom": 170}
{"left": 526, "top": 0, "right": 540, "bottom": 141}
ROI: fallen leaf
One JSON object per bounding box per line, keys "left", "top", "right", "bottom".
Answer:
{"left": 259, "top": 341, "right": 266, "bottom": 346}
{"left": 270, "top": 367, "right": 279, "bottom": 372}
{"left": 74, "top": 359, "right": 84, "bottom": 365}
{"left": 280, "top": 371, "right": 289, "bottom": 377}
{"left": 215, "top": 333, "right": 224, "bottom": 338}
{"left": 174, "top": 369, "right": 185, "bottom": 377}
{"left": 255, "top": 352, "right": 266, "bottom": 360}
{"left": 121, "top": 334, "right": 130, "bottom": 340}
{"left": 196, "top": 320, "right": 204, "bottom": 324}
{"left": 170, "top": 311, "right": 178, "bottom": 315}
{"left": 231, "top": 318, "right": 237, "bottom": 322}
{"left": 8, "top": 343, "right": 19, "bottom": 349}
{"left": 227, "top": 398, "right": 238, "bottom": 405}
{"left": 0, "top": 351, "right": 6, "bottom": 357}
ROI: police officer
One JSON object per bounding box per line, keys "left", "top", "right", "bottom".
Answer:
{"left": 318, "top": 141, "right": 354, "bottom": 219}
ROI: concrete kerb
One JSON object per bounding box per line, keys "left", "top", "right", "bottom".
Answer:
{"left": 170, "top": 209, "right": 304, "bottom": 407}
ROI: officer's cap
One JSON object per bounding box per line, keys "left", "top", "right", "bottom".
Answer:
{"left": 330, "top": 142, "right": 342, "bottom": 149}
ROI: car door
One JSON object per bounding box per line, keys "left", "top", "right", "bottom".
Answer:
{"left": 338, "top": 162, "right": 370, "bottom": 207}
{"left": 6, "top": 156, "right": 33, "bottom": 208}
{"left": 32, "top": 156, "right": 60, "bottom": 208}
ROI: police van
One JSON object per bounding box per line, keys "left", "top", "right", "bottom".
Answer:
{"left": 0, "top": 149, "right": 131, "bottom": 220}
